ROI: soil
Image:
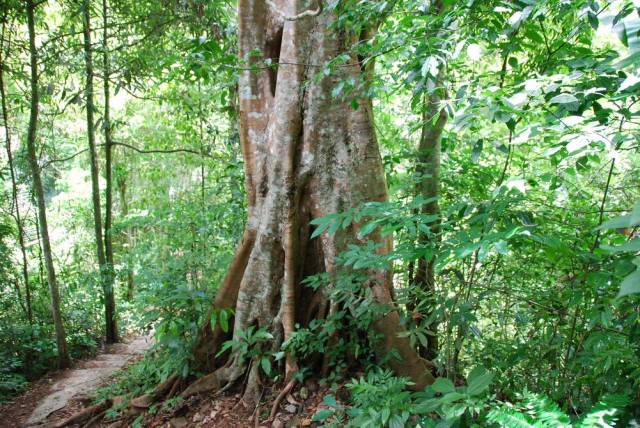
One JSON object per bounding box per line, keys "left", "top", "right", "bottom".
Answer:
{"left": 138, "top": 379, "right": 338, "bottom": 428}
{"left": 0, "top": 335, "right": 152, "bottom": 428}
{"left": 0, "top": 336, "right": 343, "bottom": 428}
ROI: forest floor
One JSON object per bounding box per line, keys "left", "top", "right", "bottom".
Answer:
{"left": 1, "top": 334, "right": 335, "bottom": 428}
{"left": 136, "top": 378, "right": 335, "bottom": 428}
{"left": 0, "top": 335, "right": 152, "bottom": 428}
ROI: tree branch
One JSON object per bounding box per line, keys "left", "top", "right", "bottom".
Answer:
{"left": 41, "top": 141, "right": 214, "bottom": 168}
{"left": 266, "top": 0, "right": 322, "bottom": 21}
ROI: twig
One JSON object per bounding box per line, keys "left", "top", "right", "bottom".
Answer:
{"left": 266, "top": 0, "right": 322, "bottom": 21}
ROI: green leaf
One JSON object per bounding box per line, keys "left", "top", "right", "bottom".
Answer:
{"left": 550, "top": 93, "right": 579, "bottom": 104}
{"left": 440, "top": 391, "right": 466, "bottom": 404}
{"left": 615, "top": 52, "right": 640, "bottom": 70}
{"left": 381, "top": 407, "right": 390, "bottom": 423}
{"left": 358, "top": 221, "right": 378, "bottom": 237}
{"left": 601, "top": 238, "right": 640, "bottom": 254}
{"left": 467, "top": 367, "right": 493, "bottom": 396}
{"left": 630, "top": 201, "right": 640, "bottom": 226}
{"left": 310, "top": 219, "right": 331, "bottom": 239}
{"left": 432, "top": 377, "right": 456, "bottom": 394}
{"left": 597, "top": 214, "right": 632, "bottom": 230}
{"left": 618, "top": 269, "right": 640, "bottom": 297}
{"left": 587, "top": 11, "right": 598, "bottom": 30}
{"left": 219, "top": 309, "right": 230, "bottom": 333}
{"left": 414, "top": 398, "right": 440, "bottom": 413}
{"left": 389, "top": 415, "right": 405, "bottom": 428}
{"left": 260, "top": 357, "right": 271, "bottom": 375}
{"left": 324, "top": 395, "right": 339, "bottom": 408}
{"left": 312, "top": 409, "right": 333, "bottom": 422}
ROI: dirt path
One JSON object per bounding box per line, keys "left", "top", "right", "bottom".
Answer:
{"left": 0, "top": 335, "right": 152, "bottom": 428}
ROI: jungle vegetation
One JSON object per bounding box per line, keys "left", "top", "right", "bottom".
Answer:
{"left": 0, "top": 0, "right": 639, "bottom": 426}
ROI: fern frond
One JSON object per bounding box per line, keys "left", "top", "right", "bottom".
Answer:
{"left": 523, "top": 392, "right": 571, "bottom": 427}
{"left": 579, "top": 394, "right": 629, "bottom": 428}
{"left": 487, "top": 406, "right": 543, "bottom": 428}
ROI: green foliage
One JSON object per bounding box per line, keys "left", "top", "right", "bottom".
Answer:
{"left": 345, "top": 370, "right": 415, "bottom": 428}
{"left": 0, "top": 356, "right": 27, "bottom": 402}
{"left": 217, "top": 326, "right": 276, "bottom": 378}
{"left": 282, "top": 271, "right": 391, "bottom": 382}
{"left": 313, "top": 367, "right": 493, "bottom": 427}
{"left": 95, "top": 354, "right": 165, "bottom": 407}
{"left": 487, "top": 392, "right": 630, "bottom": 428}
{"left": 0, "top": 0, "right": 638, "bottom": 420}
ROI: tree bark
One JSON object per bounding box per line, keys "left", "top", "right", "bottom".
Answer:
{"left": 116, "top": 171, "right": 135, "bottom": 300}
{"left": 190, "top": 0, "right": 434, "bottom": 403}
{"left": 82, "top": 0, "right": 117, "bottom": 343}
{"left": 413, "top": 78, "right": 447, "bottom": 361}
{"left": 25, "top": 0, "right": 70, "bottom": 368}
{"left": 102, "top": 0, "right": 118, "bottom": 337}
{"left": 0, "top": 19, "right": 33, "bottom": 324}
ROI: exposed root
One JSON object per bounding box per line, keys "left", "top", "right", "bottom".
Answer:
{"left": 81, "top": 410, "right": 106, "bottom": 428}
{"left": 180, "top": 371, "right": 222, "bottom": 398}
{"left": 52, "top": 399, "right": 112, "bottom": 428}
{"left": 166, "top": 376, "right": 182, "bottom": 399}
{"left": 269, "top": 378, "right": 297, "bottom": 420}
{"left": 130, "top": 373, "right": 179, "bottom": 409}
{"left": 181, "top": 362, "right": 244, "bottom": 398}
{"left": 128, "top": 393, "right": 154, "bottom": 409}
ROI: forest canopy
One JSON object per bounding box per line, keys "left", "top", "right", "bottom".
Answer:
{"left": 0, "top": 0, "right": 639, "bottom": 427}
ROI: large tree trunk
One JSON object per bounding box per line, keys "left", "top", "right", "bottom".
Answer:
{"left": 25, "top": 0, "right": 70, "bottom": 368}
{"left": 0, "top": 20, "right": 33, "bottom": 324}
{"left": 82, "top": 0, "right": 118, "bottom": 343}
{"left": 188, "top": 0, "right": 434, "bottom": 404}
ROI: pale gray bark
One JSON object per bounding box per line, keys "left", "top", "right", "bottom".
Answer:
{"left": 189, "top": 0, "right": 434, "bottom": 403}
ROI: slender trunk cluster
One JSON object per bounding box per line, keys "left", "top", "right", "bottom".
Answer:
{"left": 0, "top": 20, "right": 33, "bottom": 324}
{"left": 25, "top": 0, "right": 70, "bottom": 368}
{"left": 82, "top": 0, "right": 117, "bottom": 343}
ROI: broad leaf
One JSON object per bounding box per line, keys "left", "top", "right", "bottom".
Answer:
{"left": 618, "top": 269, "right": 640, "bottom": 297}
{"left": 432, "top": 377, "right": 456, "bottom": 394}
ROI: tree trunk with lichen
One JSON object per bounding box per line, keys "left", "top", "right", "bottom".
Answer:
{"left": 186, "top": 0, "right": 434, "bottom": 405}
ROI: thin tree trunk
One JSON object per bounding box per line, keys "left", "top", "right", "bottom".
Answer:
{"left": 116, "top": 172, "right": 135, "bottom": 300}
{"left": 82, "top": 0, "right": 117, "bottom": 343}
{"left": 413, "top": 82, "right": 447, "bottom": 361}
{"left": 35, "top": 215, "right": 46, "bottom": 289}
{"left": 25, "top": 0, "right": 70, "bottom": 368}
{"left": 101, "top": 0, "right": 115, "bottom": 282}
{"left": 0, "top": 19, "right": 33, "bottom": 324}
{"left": 101, "top": 0, "right": 118, "bottom": 340}
{"left": 412, "top": 2, "right": 448, "bottom": 361}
